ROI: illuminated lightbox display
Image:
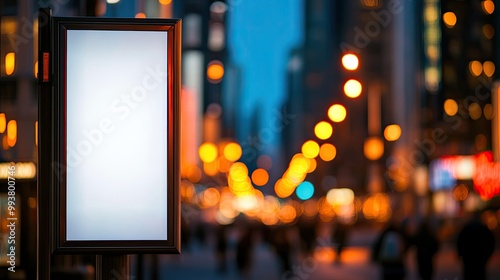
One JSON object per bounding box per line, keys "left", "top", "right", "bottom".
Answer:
{"left": 40, "top": 17, "right": 181, "bottom": 253}
{"left": 66, "top": 30, "right": 168, "bottom": 241}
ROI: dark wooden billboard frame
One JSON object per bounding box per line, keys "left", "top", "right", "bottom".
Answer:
{"left": 38, "top": 10, "right": 181, "bottom": 258}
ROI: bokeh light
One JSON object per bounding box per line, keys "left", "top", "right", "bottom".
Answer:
{"left": 328, "top": 104, "right": 347, "bottom": 123}
{"left": 469, "top": 102, "right": 482, "bottom": 120}
{"left": 314, "top": 121, "right": 333, "bottom": 140}
{"left": 363, "top": 137, "right": 384, "bottom": 160}
{"left": 0, "top": 113, "right": 5, "bottom": 133}
{"left": 296, "top": 181, "right": 315, "bottom": 200}
{"left": 443, "top": 12, "right": 457, "bottom": 28}
{"left": 301, "top": 140, "right": 320, "bottom": 158}
{"left": 383, "top": 124, "right": 401, "bottom": 142}
{"left": 483, "top": 61, "right": 495, "bottom": 77}
{"left": 444, "top": 99, "right": 459, "bottom": 116}
{"left": 344, "top": 79, "right": 362, "bottom": 98}
{"left": 257, "top": 154, "right": 273, "bottom": 170}
{"left": 251, "top": 168, "right": 269, "bottom": 187}
{"left": 199, "top": 142, "right": 218, "bottom": 163}
{"left": 469, "top": 60, "right": 482, "bottom": 76}
{"left": 319, "top": 143, "right": 337, "bottom": 162}
{"left": 207, "top": 60, "right": 224, "bottom": 83}
{"left": 341, "top": 53, "right": 359, "bottom": 71}
{"left": 5, "top": 52, "right": 15, "bottom": 76}
{"left": 482, "top": 0, "right": 495, "bottom": 14}
{"left": 223, "top": 142, "right": 242, "bottom": 161}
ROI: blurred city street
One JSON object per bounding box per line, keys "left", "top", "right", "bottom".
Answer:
{"left": 148, "top": 226, "right": 500, "bottom": 280}
{"left": 3, "top": 0, "right": 500, "bottom": 279}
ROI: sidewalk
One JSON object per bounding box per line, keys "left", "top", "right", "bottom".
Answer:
{"left": 155, "top": 244, "right": 500, "bottom": 280}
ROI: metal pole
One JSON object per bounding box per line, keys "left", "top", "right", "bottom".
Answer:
{"left": 37, "top": 8, "right": 52, "bottom": 280}
{"left": 96, "top": 255, "right": 130, "bottom": 280}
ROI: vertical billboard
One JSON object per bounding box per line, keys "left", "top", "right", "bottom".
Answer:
{"left": 39, "top": 17, "right": 181, "bottom": 253}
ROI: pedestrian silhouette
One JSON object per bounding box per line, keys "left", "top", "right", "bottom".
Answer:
{"left": 372, "top": 222, "right": 408, "bottom": 280}
{"left": 457, "top": 212, "right": 495, "bottom": 280}
{"left": 332, "top": 222, "right": 349, "bottom": 264}
{"left": 412, "top": 220, "right": 439, "bottom": 280}
{"left": 236, "top": 227, "right": 254, "bottom": 278}
{"left": 271, "top": 226, "right": 291, "bottom": 272}
{"left": 215, "top": 224, "right": 228, "bottom": 274}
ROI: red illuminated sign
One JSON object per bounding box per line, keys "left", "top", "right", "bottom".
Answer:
{"left": 473, "top": 151, "right": 500, "bottom": 200}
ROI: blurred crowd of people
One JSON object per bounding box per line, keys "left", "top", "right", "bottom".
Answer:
{"left": 180, "top": 209, "right": 497, "bottom": 280}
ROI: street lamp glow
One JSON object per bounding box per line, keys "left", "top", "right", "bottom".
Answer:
{"left": 207, "top": 60, "right": 224, "bottom": 83}
{"left": 341, "top": 53, "right": 359, "bottom": 71}
{"left": 384, "top": 124, "right": 402, "bottom": 141}
{"left": 314, "top": 121, "right": 333, "bottom": 140}
{"left": 0, "top": 113, "right": 5, "bottom": 133}
{"left": 344, "top": 79, "right": 362, "bottom": 98}
{"left": 482, "top": 0, "right": 495, "bottom": 15}
{"left": 363, "top": 136, "right": 384, "bottom": 160}
{"left": 469, "top": 60, "right": 482, "bottom": 76}
{"left": 443, "top": 12, "right": 457, "bottom": 28}
{"left": 223, "top": 142, "right": 242, "bottom": 161}
{"left": 5, "top": 52, "right": 15, "bottom": 76}
{"left": 199, "top": 142, "right": 218, "bottom": 163}
{"left": 319, "top": 143, "right": 337, "bottom": 161}
{"left": 251, "top": 168, "right": 269, "bottom": 187}
{"left": 301, "top": 140, "right": 320, "bottom": 158}
{"left": 483, "top": 61, "right": 495, "bottom": 77}
{"left": 328, "top": 104, "right": 347, "bottom": 123}
{"left": 444, "top": 99, "right": 458, "bottom": 116}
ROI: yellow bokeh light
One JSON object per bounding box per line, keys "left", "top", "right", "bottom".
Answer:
{"left": 344, "top": 79, "right": 362, "bottom": 98}
{"left": 207, "top": 60, "right": 224, "bottom": 83}
{"left": 384, "top": 124, "right": 401, "bottom": 142}
{"left": 319, "top": 143, "right": 337, "bottom": 162}
{"left": 35, "top": 121, "right": 38, "bottom": 146}
{"left": 469, "top": 103, "right": 482, "bottom": 120}
{"left": 469, "top": 60, "right": 482, "bottom": 77}
{"left": 223, "top": 142, "right": 242, "bottom": 162}
{"left": 251, "top": 168, "right": 269, "bottom": 187}
{"left": 34, "top": 61, "right": 38, "bottom": 78}
{"left": 301, "top": 140, "right": 320, "bottom": 158}
{"left": 443, "top": 12, "right": 457, "bottom": 28}
{"left": 0, "top": 113, "right": 5, "bottom": 133}
{"left": 5, "top": 52, "right": 15, "bottom": 76}
{"left": 363, "top": 136, "right": 384, "bottom": 160}
{"left": 199, "top": 142, "right": 218, "bottom": 163}
{"left": 306, "top": 158, "right": 317, "bottom": 173}
{"left": 159, "top": 0, "right": 172, "bottom": 5}
{"left": 314, "top": 121, "right": 333, "bottom": 140}
{"left": 482, "top": 0, "right": 495, "bottom": 14}
{"left": 341, "top": 53, "right": 359, "bottom": 71}
{"left": 229, "top": 162, "right": 249, "bottom": 182}
{"left": 483, "top": 61, "right": 495, "bottom": 77}
{"left": 444, "top": 99, "right": 459, "bottom": 116}
{"left": 328, "top": 104, "right": 347, "bottom": 123}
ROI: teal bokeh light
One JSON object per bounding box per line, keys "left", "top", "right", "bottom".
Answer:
{"left": 296, "top": 181, "right": 314, "bottom": 200}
